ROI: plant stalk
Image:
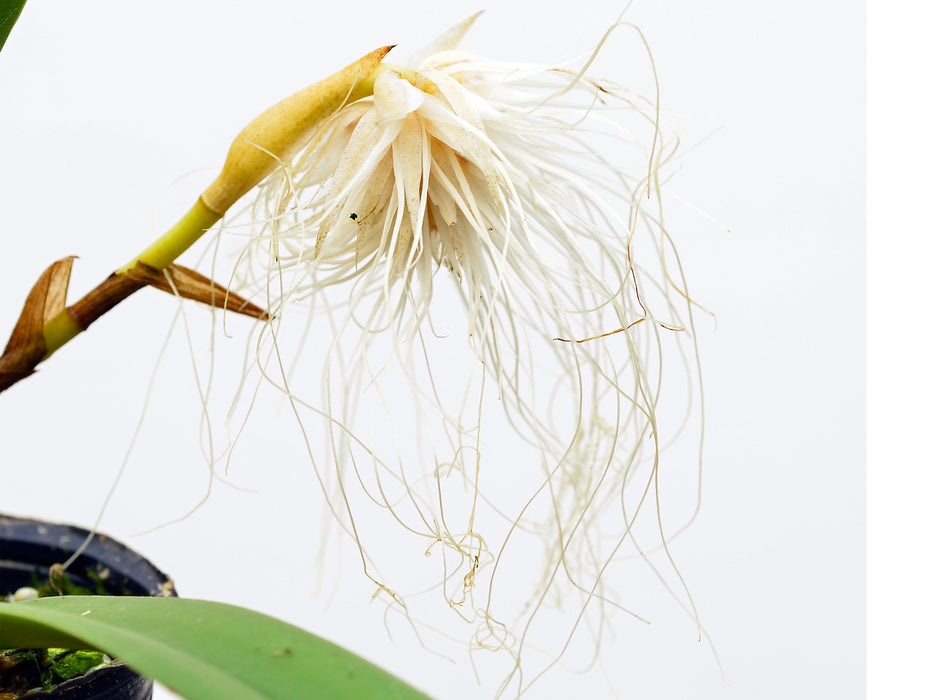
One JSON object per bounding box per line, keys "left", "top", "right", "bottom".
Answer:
{"left": 0, "top": 46, "right": 391, "bottom": 394}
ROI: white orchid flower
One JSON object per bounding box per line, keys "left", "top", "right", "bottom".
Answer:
{"left": 226, "top": 15, "right": 703, "bottom": 694}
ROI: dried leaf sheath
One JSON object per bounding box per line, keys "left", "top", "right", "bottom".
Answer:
{"left": 0, "top": 257, "right": 76, "bottom": 391}
{"left": 0, "top": 259, "right": 267, "bottom": 393}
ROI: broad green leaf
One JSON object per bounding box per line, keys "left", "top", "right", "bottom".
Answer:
{"left": 0, "top": 0, "right": 28, "bottom": 53}
{"left": 0, "top": 596, "right": 432, "bottom": 700}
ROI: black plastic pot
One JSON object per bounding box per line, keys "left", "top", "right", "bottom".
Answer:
{"left": 0, "top": 514, "right": 176, "bottom": 700}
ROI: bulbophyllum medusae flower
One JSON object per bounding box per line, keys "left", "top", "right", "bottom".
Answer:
{"left": 228, "top": 14, "right": 704, "bottom": 694}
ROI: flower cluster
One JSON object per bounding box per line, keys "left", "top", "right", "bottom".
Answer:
{"left": 229, "top": 16, "right": 701, "bottom": 694}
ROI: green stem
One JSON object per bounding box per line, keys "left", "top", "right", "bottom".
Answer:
{"left": 118, "top": 198, "right": 221, "bottom": 274}
{"left": 41, "top": 310, "right": 83, "bottom": 358}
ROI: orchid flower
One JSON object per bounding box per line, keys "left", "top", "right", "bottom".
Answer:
{"left": 217, "top": 15, "right": 703, "bottom": 694}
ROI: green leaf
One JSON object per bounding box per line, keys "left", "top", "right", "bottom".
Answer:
{"left": 0, "top": 0, "right": 28, "bottom": 53}
{"left": 0, "top": 596, "right": 432, "bottom": 700}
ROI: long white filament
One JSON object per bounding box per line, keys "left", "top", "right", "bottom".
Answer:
{"left": 225, "top": 19, "right": 703, "bottom": 696}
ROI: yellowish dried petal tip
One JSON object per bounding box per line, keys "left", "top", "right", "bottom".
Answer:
{"left": 201, "top": 45, "right": 394, "bottom": 216}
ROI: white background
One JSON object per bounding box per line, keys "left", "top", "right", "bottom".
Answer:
{"left": 0, "top": 1, "right": 868, "bottom": 699}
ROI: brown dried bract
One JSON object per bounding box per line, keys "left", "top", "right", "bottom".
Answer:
{"left": 125, "top": 262, "right": 268, "bottom": 320}
{"left": 0, "top": 257, "right": 75, "bottom": 391}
